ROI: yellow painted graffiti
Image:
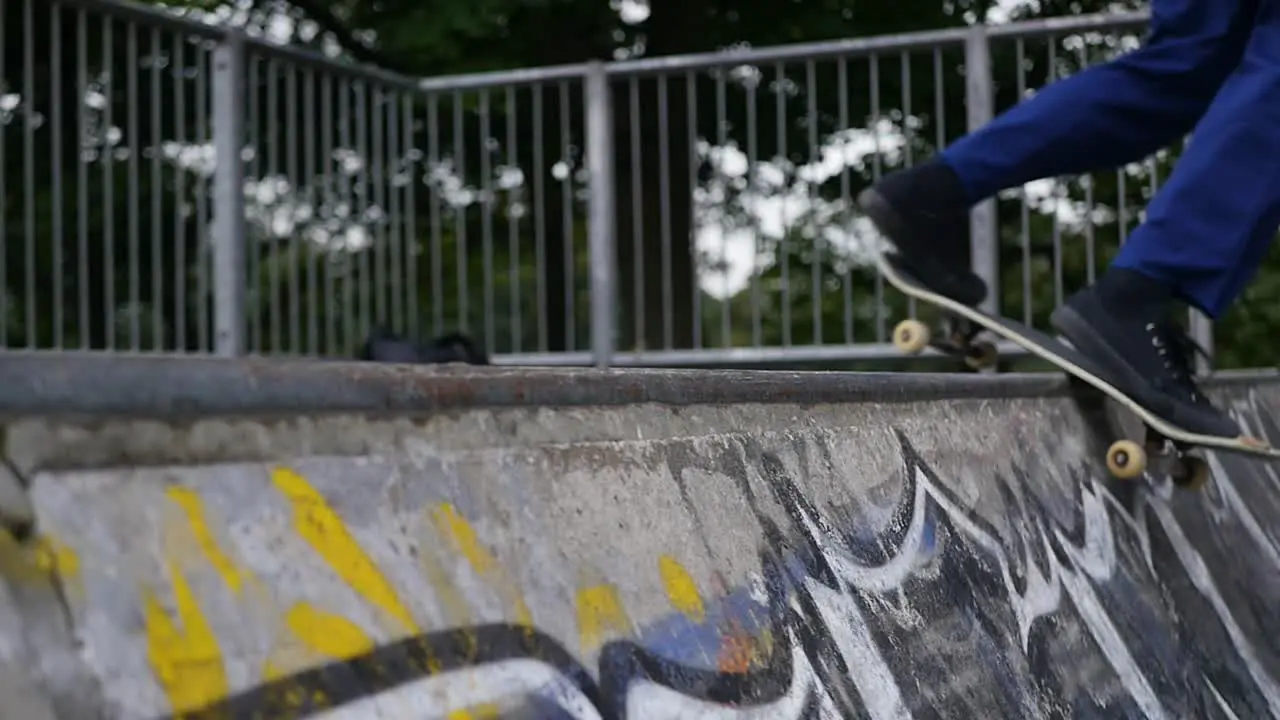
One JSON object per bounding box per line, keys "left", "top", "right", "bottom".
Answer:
{"left": 285, "top": 602, "right": 376, "bottom": 660}
{"left": 30, "top": 534, "right": 81, "bottom": 578}
{"left": 431, "top": 503, "right": 534, "bottom": 627}
{"left": 447, "top": 702, "right": 502, "bottom": 720}
{"left": 657, "top": 554, "right": 705, "bottom": 622}
{"left": 0, "top": 530, "right": 80, "bottom": 589}
{"left": 166, "top": 487, "right": 247, "bottom": 595}
{"left": 143, "top": 563, "right": 229, "bottom": 714}
{"left": 575, "top": 583, "right": 632, "bottom": 653}
{"left": 271, "top": 467, "right": 420, "bottom": 633}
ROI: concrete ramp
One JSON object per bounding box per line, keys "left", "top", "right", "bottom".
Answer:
{"left": 1, "top": 355, "right": 1279, "bottom": 719}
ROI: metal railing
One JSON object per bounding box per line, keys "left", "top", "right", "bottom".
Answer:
{"left": 2, "top": 0, "right": 1175, "bottom": 367}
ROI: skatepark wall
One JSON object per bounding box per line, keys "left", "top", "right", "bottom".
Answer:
{"left": 1, "top": 353, "right": 1279, "bottom": 719}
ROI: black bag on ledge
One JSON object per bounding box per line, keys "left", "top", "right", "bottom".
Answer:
{"left": 357, "top": 327, "right": 489, "bottom": 365}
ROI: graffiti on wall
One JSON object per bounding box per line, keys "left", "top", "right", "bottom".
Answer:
{"left": 167, "top": 388, "right": 1280, "bottom": 720}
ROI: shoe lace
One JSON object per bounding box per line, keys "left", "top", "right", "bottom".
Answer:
{"left": 1148, "top": 319, "right": 1212, "bottom": 404}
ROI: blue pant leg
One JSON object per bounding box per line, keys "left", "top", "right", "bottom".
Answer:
{"left": 940, "top": 0, "right": 1255, "bottom": 202}
{"left": 1115, "top": 1, "right": 1280, "bottom": 318}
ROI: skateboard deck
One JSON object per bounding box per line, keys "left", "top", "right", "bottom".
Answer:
{"left": 872, "top": 250, "right": 1280, "bottom": 486}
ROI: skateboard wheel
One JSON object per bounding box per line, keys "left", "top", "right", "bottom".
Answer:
{"left": 1105, "top": 439, "right": 1146, "bottom": 480}
{"left": 893, "top": 319, "right": 931, "bottom": 355}
{"left": 964, "top": 340, "right": 998, "bottom": 370}
{"left": 1175, "top": 456, "right": 1211, "bottom": 490}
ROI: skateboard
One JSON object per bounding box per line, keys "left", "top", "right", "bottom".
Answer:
{"left": 873, "top": 250, "right": 1280, "bottom": 488}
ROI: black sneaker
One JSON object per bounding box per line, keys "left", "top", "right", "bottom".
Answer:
{"left": 857, "top": 160, "right": 988, "bottom": 307}
{"left": 1049, "top": 278, "right": 1240, "bottom": 438}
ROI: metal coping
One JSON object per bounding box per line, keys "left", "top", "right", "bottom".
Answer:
{"left": 0, "top": 354, "right": 1272, "bottom": 419}
{"left": 0, "top": 352, "right": 1069, "bottom": 418}
{"left": 0, "top": 351, "right": 1274, "bottom": 417}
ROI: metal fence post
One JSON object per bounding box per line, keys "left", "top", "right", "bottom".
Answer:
{"left": 211, "top": 33, "right": 247, "bottom": 356}
{"left": 964, "top": 26, "right": 999, "bottom": 317}
{"left": 584, "top": 61, "right": 617, "bottom": 369}
{"left": 1189, "top": 310, "right": 1214, "bottom": 375}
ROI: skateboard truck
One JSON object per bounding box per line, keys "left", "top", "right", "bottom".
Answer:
{"left": 894, "top": 311, "right": 1211, "bottom": 489}
{"left": 892, "top": 315, "right": 999, "bottom": 371}
{"left": 1105, "top": 429, "right": 1211, "bottom": 490}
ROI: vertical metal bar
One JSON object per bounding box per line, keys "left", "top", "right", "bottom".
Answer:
{"left": 196, "top": 41, "right": 209, "bottom": 352}
{"left": 900, "top": 51, "right": 916, "bottom": 320}
{"left": 387, "top": 89, "right": 403, "bottom": 339}
{"left": 506, "top": 86, "right": 520, "bottom": 352}
{"left": 1117, "top": 167, "right": 1128, "bottom": 246}
{"left": 531, "top": 85, "right": 547, "bottom": 351}
{"left": 629, "top": 76, "right": 644, "bottom": 351}
{"left": 287, "top": 63, "right": 301, "bottom": 352}
{"left": 657, "top": 76, "right": 673, "bottom": 350}
{"left": 837, "top": 56, "right": 851, "bottom": 344}
{"left": 212, "top": 33, "right": 247, "bottom": 356}
{"left": 718, "top": 67, "right": 732, "bottom": 347}
{"left": 1016, "top": 39, "right": 1031, "bottom": 326}
{"left": 964, "top": 27, "right": 999, "bottom": 317}
{"left": 370, "top": 84, "right": 385, "bottom": 329}
{"left": 403, "top": 93, "right": 418, "bottom": 341}
{"left": 584, "top": 61, "right": 616, "bottom": 369}
{"left": 356, "top": 81, "right": 371, "bottom": 339}
{"left": 267, "top": 59, "right": 281, "bottom": 351}
{"left": 51, "top": 5, "right": 65, "bottom": 348}
{"left": 75, "top": 9, "right": 88, "bottom": 349}
{"left": 22, "top": 0, "right": 36, "bottom": 347}
{"left": 151, "top": 28, "right": 164, "bottom": 350}
{"left": 303, "top": 68, "right": 318, "bottom": 355}
{"left": 127, "top": 23, "right": 140, "bottom": 349}
{"left": 247, "top": 54, "right": 261, "bottom": 351}
{"left": 930, "top": 47, "right": 947, "bottom": 318}
{"left": 774, "top": 63, "right": 788, "bottom": 346}
{"left": 0, "top": 1, "right": 7, "bottom": 347}
{"left": 1077, "top": 43, "right": 1097, "bottom": 286}
{"left": 453, "top": 88, "right": 468, "bottom": 333}
{"left": 1048, "top": 40, "right": 1063, "bottom": 311}
{"left": 1190, "top": 311, "right": 1214, "bottom": 375}
{"left": 558, "top": 81, "right": 573, "bottom": 348}
{"left": 101, "top": 17, "right": 116, "bottom": 350}
{"left": 805, "top": 60, "right": 819, "bottom": 343}
{"left": 687, "top": 70, "right": 701, "bottom": 349}
{"left": 479, "top": 89, "right": 495, "bottom": 353}
{"left": 339, "top": 79, "right": 354, "bottom": 351}
{"left": 869, "top": 54, "right": 883, "bottom": 341}
{"left": 427, "top": 92, "right": 443, "bottom": 336}
{"left": 321, "top": 73, "right": 336, "bottom": 355}
{"left": 747, "top": 69, "right": 762, "bottom": 348}
{"left": 174, "top": 33, "right": 187, "bottom": 350}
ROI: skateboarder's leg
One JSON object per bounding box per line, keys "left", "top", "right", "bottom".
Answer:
{"left": 857, "top": 0, "right": 1256, "bottom": 307}
{"left": 1051, "top": 0, "right": 1280, "bottom": 438}
{"left": 941, "top": 0, "right": 1254, "bottom": 200}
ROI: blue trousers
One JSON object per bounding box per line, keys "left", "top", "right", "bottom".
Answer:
{"left": 940, "top": 0, "right": 1280, "bottom": 318}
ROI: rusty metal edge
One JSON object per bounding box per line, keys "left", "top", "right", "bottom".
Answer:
{"left": 0, "top": 352, "right": 1273, "bottom": 419}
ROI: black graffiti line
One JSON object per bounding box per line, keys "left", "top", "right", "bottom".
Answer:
{"left": 160, "top": 624, "right": 600, "bottom": 720}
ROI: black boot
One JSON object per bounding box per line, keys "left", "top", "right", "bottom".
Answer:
{"left": 856, "top": 159, "right": 987, "bottom": 307}
{"left": 1050, "top": 268, "right": 1240, "bottom": 438}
